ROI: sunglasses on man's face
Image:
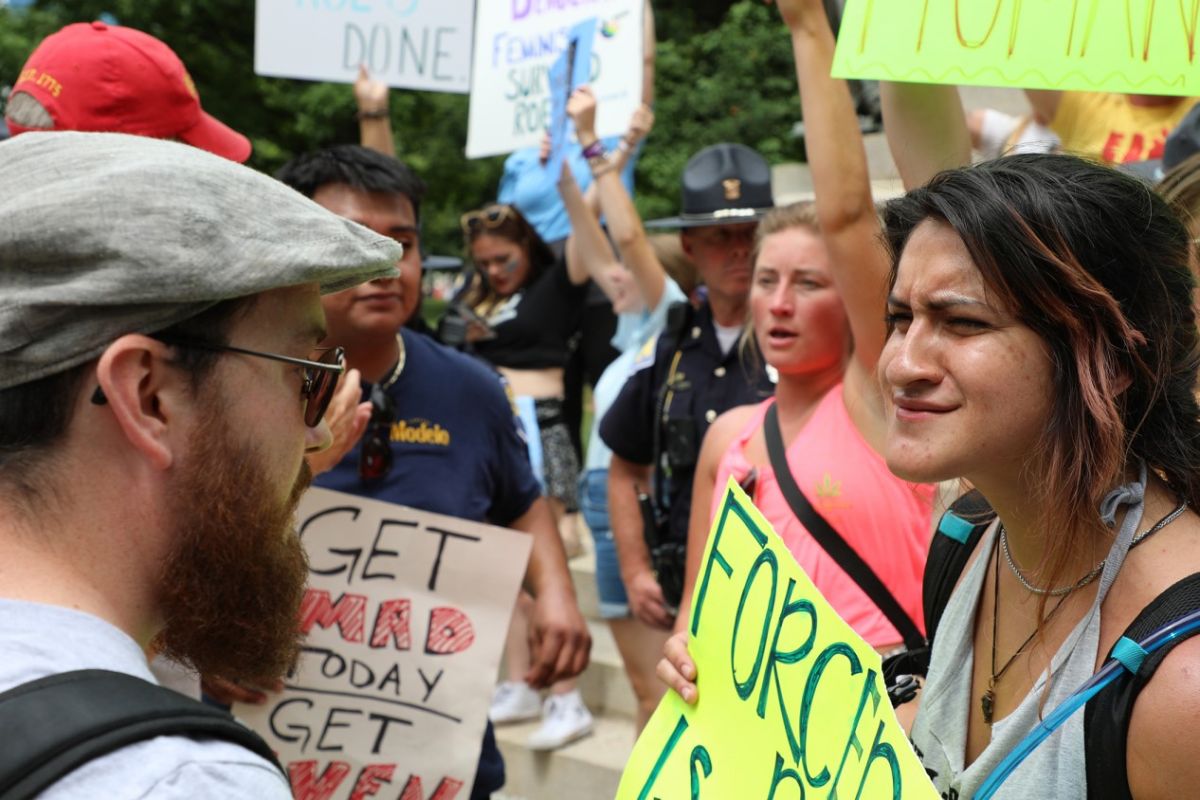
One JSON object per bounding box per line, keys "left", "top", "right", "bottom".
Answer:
{"left": 152, "top": 339, "right": 345, "bottom": 428}
{"left": 358, "top": 383, "right": 395, "bottom": 481}
{"left": 460, "top": 205, "right": 516, "bottom": 236}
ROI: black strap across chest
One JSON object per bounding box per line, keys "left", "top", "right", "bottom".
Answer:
{"left": 763, "top": 401, "right": 925, "bottom": 651}
{"left": 918, "top": 495, "right": 1200, "bottom": 799}
{"left": 0, "top": 669, "right": 284, "bottom": 800}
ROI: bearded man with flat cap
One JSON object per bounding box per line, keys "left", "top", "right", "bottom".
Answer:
{"left": 0, "top": 131, "right": 400, "bottom": 798}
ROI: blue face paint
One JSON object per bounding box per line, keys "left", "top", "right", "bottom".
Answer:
{"left": 502, "top": 259, "right": 522, "bottom": 275}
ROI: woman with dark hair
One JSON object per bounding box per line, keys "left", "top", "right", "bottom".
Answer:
{"left": 458, "top": 203, "right": 590, "bottom": 519}
{"left": 877, "top": 153, "right": 1200, "bottom": 798}
{"left": 457, "top": 203, "right": 594, "bottom": 748}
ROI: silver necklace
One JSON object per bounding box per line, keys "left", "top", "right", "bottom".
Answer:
{"left": 999, "top": 500, "right": 1187, "bottom": 597}
{"left": 377, "top": 333, "right": 406, "bottom": 391}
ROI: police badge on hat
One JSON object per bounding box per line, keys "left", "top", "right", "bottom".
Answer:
{"left": 646, "top": 143, "right": 774, "bottom": 229}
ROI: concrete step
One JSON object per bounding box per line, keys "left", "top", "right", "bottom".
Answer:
{"left": 494, "top": 712, "right": 636, "bottom": 800}
{"left": 575, "top": 618, "right": 636, "bottom": 719}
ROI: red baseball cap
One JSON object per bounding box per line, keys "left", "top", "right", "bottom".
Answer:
{"left": 6, "top": 21, "right": 250, "bottom": 163}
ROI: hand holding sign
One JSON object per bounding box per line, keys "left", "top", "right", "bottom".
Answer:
{"left": 655, "top": 630, "right": 698, "bottom": 705}
{"left": 566, "top": 86, "right": 599, "bottom": 145}
{"left": 618, "top": 480, "right": 938, "bottom": 799}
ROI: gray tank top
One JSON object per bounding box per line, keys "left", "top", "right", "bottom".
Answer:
{"left": 909, "top": 469, "right": 1147, "bottom": 798}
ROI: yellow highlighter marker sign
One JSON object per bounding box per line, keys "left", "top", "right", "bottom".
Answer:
{"left": 832, "top": 0, "right": 1200, "bottom": 96}
{"left": 617, "top": 480, "right": 936, "bottom": 800}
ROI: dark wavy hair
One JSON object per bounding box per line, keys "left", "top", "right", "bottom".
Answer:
{"left": 883, "top": 153, "right": 1200, "bottom": 593}
{"left": 460, "top": 204, "right": 556, "bottom": 308}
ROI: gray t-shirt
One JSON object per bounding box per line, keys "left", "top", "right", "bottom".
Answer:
{"left": 911, "top": 474, "right": 1147, "bottom": 798}
{"left": 0, "top": 598, "right": 291, "bottom": 799}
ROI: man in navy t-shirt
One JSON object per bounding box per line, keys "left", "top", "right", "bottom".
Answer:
{"left": 277, "top": 145, "right": 591, "bottom": 798}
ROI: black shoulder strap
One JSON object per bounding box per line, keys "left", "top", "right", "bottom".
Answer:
{"left": 922, "top": 489, "right": 994, "bottom": 641}
{"left": 1085, "top": 572, "right": 1200, "bottom": 800}
{"left": 763, "top": 402, "right": 924, "bottom": 651}
{"left": 0, "top": 669, "right": 284, "bottom": 800}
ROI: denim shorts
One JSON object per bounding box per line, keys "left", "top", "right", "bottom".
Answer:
{"left": 579, "top": 468, "right": 630, "bottom": 619}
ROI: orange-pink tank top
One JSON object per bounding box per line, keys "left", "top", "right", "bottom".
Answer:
{"left": 711, "top": 388, "right": 931, "bottom": 648}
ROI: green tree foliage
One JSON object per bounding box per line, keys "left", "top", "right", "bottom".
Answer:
{"left": 0, "top": 1, "right": 801, "bottom": 252}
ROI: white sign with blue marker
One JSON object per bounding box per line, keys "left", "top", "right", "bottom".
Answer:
{"left": 466, "top": 0, "right": 643, "bottom": 159}
{"left": 254, "top": 0, "right": 473, "bottom": 94}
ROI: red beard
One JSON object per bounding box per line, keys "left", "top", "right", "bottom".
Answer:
{"left": 152, "top": 400, "right": 311, "bottom": 685}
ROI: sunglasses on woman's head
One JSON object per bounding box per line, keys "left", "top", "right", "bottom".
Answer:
{"left": 460, "top": 204, "right": 516, "bottom": 236}
{"left": 358, "top": 383, "right": 395, "bottom": 481}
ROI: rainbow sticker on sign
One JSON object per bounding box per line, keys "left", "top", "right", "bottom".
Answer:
{"left": 832, "top": 0, "right": 1200, "bottom": 96}
{"left": 616, "top": 480, "right": 937, "bottom": 800}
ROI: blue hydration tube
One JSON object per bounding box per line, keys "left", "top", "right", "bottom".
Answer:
{"left": 976, "top": 608, "right": 1200, "bottom": 799}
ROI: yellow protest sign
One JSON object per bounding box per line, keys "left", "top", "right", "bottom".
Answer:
{"left": 832, "top": 0, "right": 1200, "bottom": 96}
{"left": 617, "top": 479, "right": 936, "bottom": 800}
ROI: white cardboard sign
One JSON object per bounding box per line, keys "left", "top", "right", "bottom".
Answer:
{"left": 254, "top": 0, "right": 474, "bottom": 94}
{"left": 235, "top": 487, "right": 531, "bottom": 800}
{"left": 466, "top": 0, "right": 644, "bottom": 158}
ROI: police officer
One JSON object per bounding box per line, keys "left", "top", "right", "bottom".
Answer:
{"left": 599, "top": 143, "right": 776, "bottom": 632}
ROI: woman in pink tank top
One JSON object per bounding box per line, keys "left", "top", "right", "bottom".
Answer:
{"left": 661, "top": 0, "right": 933, "bottom": 706}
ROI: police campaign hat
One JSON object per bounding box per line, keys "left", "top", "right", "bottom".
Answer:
{"left": 645, "top": 143, "right": 774, "bottom": 229}
{"left": 0, "top": 131, "right": 402, "bottom": 390}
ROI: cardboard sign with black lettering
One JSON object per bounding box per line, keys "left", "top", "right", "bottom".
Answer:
{"left": 235, "top": 488, "right": 531, "bottom": 800}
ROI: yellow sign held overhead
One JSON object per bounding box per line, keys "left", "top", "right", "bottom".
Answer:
{"left": 616, "top": 480, "right": 936, "bottom": 800}
{"left": 832, "top": 0, "right": 1200, "bottom": 96}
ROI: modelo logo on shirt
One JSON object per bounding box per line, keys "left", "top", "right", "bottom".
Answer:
{"left": 391, "top": 418, "right": 452, "bottom": 447}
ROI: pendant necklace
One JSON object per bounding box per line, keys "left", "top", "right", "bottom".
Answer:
{"left": 981, "top": 534, "right": 1069, "bottom": 725}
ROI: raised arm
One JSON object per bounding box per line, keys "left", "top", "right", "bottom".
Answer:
{"left": 558, "top": 160, "right": 621, "bottom": 292}
{"left": 777, "top": 0, "right": 889, "bottom": 374}
{"left": 354, "top": 66, "right": 395, "bottom": 157}
{"left": 569, "top": 87, "right": 666, "bottom": 310}
{"left": 880, "top": 82, "right": 971, "bottom": 189}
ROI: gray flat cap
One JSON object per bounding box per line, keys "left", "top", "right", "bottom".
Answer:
{"left": 0, "top": 131, "right": 403, "bottom": 390}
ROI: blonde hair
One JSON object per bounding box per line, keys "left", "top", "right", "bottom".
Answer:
{"left": 739, "top": 202, "right": 825, "bottom": 364}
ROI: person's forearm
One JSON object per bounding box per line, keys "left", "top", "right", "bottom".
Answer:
{"left": 881, "top": 82, "right": 970, "bottom": 190}
{"left": 558, "top": 166, "right": 619, "bottom": 290}
{"left": 587, "top": 160, "right": 665, "bottom": 310}
{"left": 787, "top": 4, "right": 889, "bottom": 370}
{"left": 357, "top": 111, "right": 396, "bottom": 157}
{"left": 789, "top": 20, "right": 872, "bottom": 235}
{"left": 511, "top": 496, "right": 576, "bottom": 599}
{"left": 608, "top": 455, "right": 655, "bottom": 581}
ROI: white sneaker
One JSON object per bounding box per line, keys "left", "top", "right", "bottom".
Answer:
{"left": 489, "top": 681, "right": 541, "bottom": 724}
{"left": 526, "top": 690, "right": 593, "bottom": 750}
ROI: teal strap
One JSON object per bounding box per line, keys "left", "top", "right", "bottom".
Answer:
{"left": 937, "top": 512, "right": 976, "bottom": 544}
{"left": 1111, "top": 636, "right": 1149, "bottom": 674}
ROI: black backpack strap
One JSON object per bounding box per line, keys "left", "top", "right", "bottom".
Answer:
{"left": 922, "top": 489, "right": 994, "bottom": 640}
{"left": 763, "top": 402, "right": 924, "bottom": 651}
{"left": 0, "top": 669, "right": 284, "bottom": 800}
{"left": 1085, "top": 572, "right": 1200, "bottom": 800}
{"left": 884, "top": 488, "right": 994, "bottom": 682}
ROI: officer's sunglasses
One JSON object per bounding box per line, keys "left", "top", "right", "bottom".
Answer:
{"left": 91, "top": 339, "right": 345, "bottom": 428}
{"left": 358, "top": 383, "right": 395, "bottom": 481}
{"left": 460, "top": 204, "right": 516, "bottom": 236}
